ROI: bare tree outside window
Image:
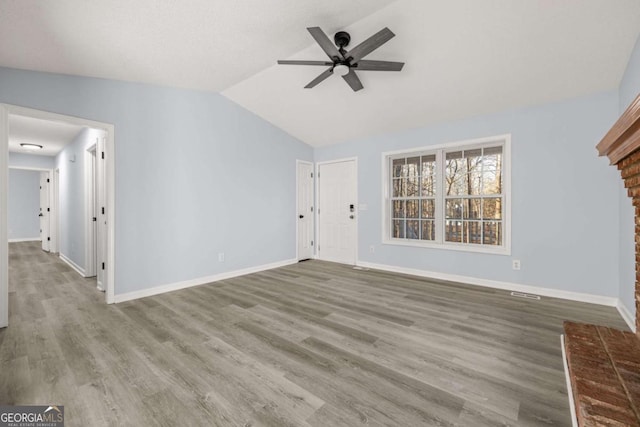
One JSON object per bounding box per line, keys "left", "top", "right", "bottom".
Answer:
{"left": 444, "top": 146, "right": 502, "bottom": 245}
{"left": 391, "top": 154, "right": 436, "bottom": 241}
{"left": 389, "top": 142, "right": 504, "bottom": 248}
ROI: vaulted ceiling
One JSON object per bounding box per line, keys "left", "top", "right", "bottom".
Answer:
{"left": 1, "top": 0, "right": 639, "bottom": 147}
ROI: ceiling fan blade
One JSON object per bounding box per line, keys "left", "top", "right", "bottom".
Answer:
{"left": 307, "top": 27, "right": 343, "bottom": 60}
{"left": 342, "top": 69, "right": 363, "bottom": 92}
{"left": 345, "top": 27, "right": 395, "bottom": 62}
{"left": 355, "top": 60, "right": 404, "bottom": 71}
{"left": 278, "top": 60, "right": 334, "bottom": 66}
{"left": 305, "top": 68, "right": 333, "bottom": 88}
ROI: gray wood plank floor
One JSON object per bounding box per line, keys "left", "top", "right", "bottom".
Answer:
{"left": 0, "top": 241, "right": 628, "bottom": 426}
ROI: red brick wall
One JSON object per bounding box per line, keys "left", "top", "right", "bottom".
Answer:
{"left": 618, "top": 149, "right": 640, "bottom": 335}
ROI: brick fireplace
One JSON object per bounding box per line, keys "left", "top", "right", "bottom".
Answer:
{"left": 563, "top": 93, "right": 640, "bottom": 426}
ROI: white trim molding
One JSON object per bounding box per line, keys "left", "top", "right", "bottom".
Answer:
{"left": 59, "top": 253, "right": 87, "bottom": 277}
{"left": 617, "top": 300, "right": 636, "bottom": 333}
{"left": 561, "top": 334, "right": 579, "bottom": 427}
{"left": 114, "top": 258, "right": 298, "bottom": 304}
{"left": 8, "top": 238, "right": 40, "bottom": 243}
{"left": 0, "top": 104, "right": 8, "bottom": 328}
{"left": 356, "top": 261, "right": 619, "bottom": 307}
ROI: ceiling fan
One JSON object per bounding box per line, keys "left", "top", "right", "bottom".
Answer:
{"left": 277, "top": 27, "right": 404, "bottom": 92}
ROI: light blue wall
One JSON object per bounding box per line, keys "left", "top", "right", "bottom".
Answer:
{"left": 55, "top": 128, "right": 102, "bottom": 269}
{"left": 617, "top": 33, "right": 640, "bottom": 320}
{"left": 8, "top": 152, "right": 54, "bottom": 169}
{"left": 619, "top": 34, "right": 640, "bottom": 112}
{"left": 315, "top": 91, "right": 620, "bottom": 297}
{"left": 0, "top": 67, "right": 313, "bottom": 295}
{"left": 8, "top": 169, "right": 40, "bottom": 240}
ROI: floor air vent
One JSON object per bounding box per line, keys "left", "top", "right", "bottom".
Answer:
{"left": 510, "top": 291, "right": 541, "bottom": 300}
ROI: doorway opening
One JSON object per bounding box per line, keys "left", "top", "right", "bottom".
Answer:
{"left": 0, "top": 105, "right": 116, "bottom": 328}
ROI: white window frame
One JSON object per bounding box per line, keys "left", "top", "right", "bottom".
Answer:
{"left": 381, "top": 134, "right": 511, "bottom": 255}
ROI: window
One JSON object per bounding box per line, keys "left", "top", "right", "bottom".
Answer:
{"left": 384, "top": 135, "right": 510, "bottom": 254}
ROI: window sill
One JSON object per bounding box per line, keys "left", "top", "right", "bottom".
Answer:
{"left": 382, "top": 238, "right": 511, "bottom": 255}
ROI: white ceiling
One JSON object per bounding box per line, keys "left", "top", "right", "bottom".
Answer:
{"left": 223, "top": 0, "right": 640, "bottom": 146}
{"left": 0, "top": 0, "right": 394, "bottom": 92}
{"left": 9, "top": 115, "right": 85, "bottom": 156}
{"left": 1, "top": 1, "right": 639, "bottom": 148}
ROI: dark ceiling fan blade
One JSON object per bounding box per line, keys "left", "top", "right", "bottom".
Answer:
{"left": 345, "top": 27, "right": 395, "bottom": 62}
{"left": 278, "top": 60, "right": 334, "bottom": 66}
{"left": 304, "top": 68, "right": 334, "bottom": 88}
{"left": 307, "top": 27, "right": 343, "bottom": 60}
{"left": 342, "top": 69, "right": 363, "bottom": 92}
{"left": 355, "top": 60, "right": 404, "bottom": 71}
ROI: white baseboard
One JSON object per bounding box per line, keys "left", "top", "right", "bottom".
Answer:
{"left": 616, "top": 300, "right": 636, "bottom": 333}
{"left": 114, "top": 258, "right": 298, "bottom": 304}
{"left": 356, "top": 261, "right": 619, "bottom": 307}
{"left": 59, "top": 253, "right": 86, "bottom": 277}
{"left": 8, "top": 238, "right": 40, "bottom": 243}
{"left": 561, "top": 334, "right": 579, "bottom": 427}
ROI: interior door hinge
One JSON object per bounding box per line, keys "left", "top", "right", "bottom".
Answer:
{"left": 102, "top": 262, "right": 105, "bottom": 270}
{"left": 311, "top": 240, "right": 314, "bottom": 246}
{"left": 47, "top": 207, "right": 50, "bottom": 212}
{"left": 102, "top": 207, "right": 105, "bottom": 215}
{"left": 47, "top": 178, "right": 50, "bottom": 183}
{"left": 101, "top": 152, "right": 105, "bottom": 159}
{"left": 311, "top": 172, "right": 313, "bottom": 178}
{"left": 310, "top": 206, "right": 313, "bottom": 212}
{"left": 93, "top": 217, "right": 97, "bottom": 222}
{"left": 47, "top": 237, "right": 50, "bottom": 241}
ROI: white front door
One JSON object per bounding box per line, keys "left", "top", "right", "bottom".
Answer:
{"left": 297, "top": 161, "right": 314, "bottom": 260}
{"left": 318, "top": 159, "right": 357, "bottom": 265}
{"left": 39, "top": 171, "right": 50, "bottom": 252}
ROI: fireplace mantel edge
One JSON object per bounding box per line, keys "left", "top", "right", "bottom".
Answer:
{"left": 597, "top": 93, "right": 640, "bottom": 165}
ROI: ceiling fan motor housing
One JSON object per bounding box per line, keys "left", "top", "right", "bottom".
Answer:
{"left": 334, "top": 31, "right": 351, "bottom": 49}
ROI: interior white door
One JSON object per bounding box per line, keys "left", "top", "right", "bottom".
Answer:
{"left": 297, "top": 161, "right": 314, "bottom": 260}
{"left": 39, "top": 171, "right": 50, "bottom": 252}
{"left": 318, "top": 160, "right": 357, "bottom": 265}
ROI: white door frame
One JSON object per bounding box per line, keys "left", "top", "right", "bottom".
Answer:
{"left": 0, "top": 105, "right": 6, "bottom": 327}
{"left": 52, "top": 168, "right": 60, "bottom": 254}
{"left": 85, "top": 144, "right": 97, "bottom": 278}
{"left": 315, "top": 157, "right": 358, "bottom": 265}
{"left": 295, "top": 159, "right": 314, "bottom": 261}
{"left": 39, "top": 170, "right": 51, "bottom": 252}
{"left": 8, "top": 166, "right": 55, "bottom": 245}
{"left": 0, "top": 105, "right": 116, "bottom": 328}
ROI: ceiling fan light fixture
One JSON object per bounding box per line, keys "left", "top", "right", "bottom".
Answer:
{"left": 333, "top": 64, "right": 350, "bottom": 76}
{"left": 20, "top": 143, "right": 43, "bottom": 150}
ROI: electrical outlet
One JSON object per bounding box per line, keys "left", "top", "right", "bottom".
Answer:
{"left": 218, "top": 253, "right": 225, "bottom": 262}
{"left": 369, "top": 245, "right": 375, "bottom": 253}
{"left": 512, "top": 260, "right": 521, "bottom": 270}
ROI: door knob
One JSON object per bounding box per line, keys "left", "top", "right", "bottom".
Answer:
{"left": 39, "top": 213, "right": 43, "bottom": 217}
{"left": 299, "top": 215, "right": 304, "bottom": 219}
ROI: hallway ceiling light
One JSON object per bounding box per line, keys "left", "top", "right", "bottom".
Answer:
{"left": 20, "top": 143, "right": 43, "bottom": 150}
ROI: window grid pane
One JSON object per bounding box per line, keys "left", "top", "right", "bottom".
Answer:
{"left": 390, "top": 143, "right": 504, "bottom": 248}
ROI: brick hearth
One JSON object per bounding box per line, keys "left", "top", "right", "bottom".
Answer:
{"left": 564, "top": 321, "right": 640, "bottom": 426}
